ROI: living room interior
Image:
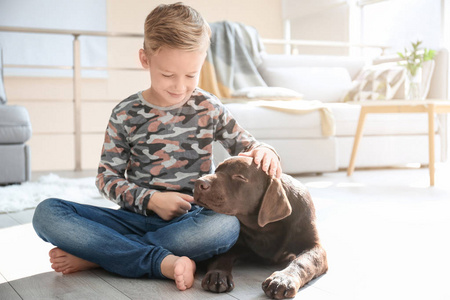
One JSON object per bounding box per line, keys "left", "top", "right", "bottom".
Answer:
{"left": 1, "top": 0, "right": 450, "bottom": 299}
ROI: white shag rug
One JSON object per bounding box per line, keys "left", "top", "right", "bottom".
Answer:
{"left": 0, "top": 174, "right": 105, "bottom": 213}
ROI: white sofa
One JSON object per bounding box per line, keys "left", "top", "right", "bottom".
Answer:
{"left": 213, "top": 49, "right": 449, "bottom": 174}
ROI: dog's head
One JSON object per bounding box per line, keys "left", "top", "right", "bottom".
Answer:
{"left": 194, "top": 156, "right": 292, "bottom": 227}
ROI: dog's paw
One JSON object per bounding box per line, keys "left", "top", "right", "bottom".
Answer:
{"left": 262, "top": 271, "right": 301, "bottom": 299}
{"left": 201, "top": 270, "right": 234, "bottom": 293}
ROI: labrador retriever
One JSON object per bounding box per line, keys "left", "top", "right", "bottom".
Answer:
{"left": 194, "top": 156, "right": 328, "bottom": 299}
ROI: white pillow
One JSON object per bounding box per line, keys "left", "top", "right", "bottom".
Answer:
{"left": 231, "top": 86, "right": 303, "bottom": 100}
{"left": 260, "top": 67, "right": 352, "bottom": 102}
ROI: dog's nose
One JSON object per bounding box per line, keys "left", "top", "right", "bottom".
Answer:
{"left": 197, "top": 179, "right": 211, "bottom": 191}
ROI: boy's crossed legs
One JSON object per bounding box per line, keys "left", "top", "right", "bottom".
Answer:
{"left": 48, "top": 247, "right": 195, "bottom": 290}
{"left": 33, "top": 198, "right": 239, "bottom": 291}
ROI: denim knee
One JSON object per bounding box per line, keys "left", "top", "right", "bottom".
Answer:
{"left": 199, "top": 213, "right": 240, "bottom": 260}
{"left": 181, "top": 213, "right": 240, "bottom": 261}
{"left": 215, "top": 214, "right": 240, "bottom": 247}
{"left": 32, "top": 198, "right": 64, "bottom": 239}
{"left": 192, "top": 212, "right": 240, "bottom": 248}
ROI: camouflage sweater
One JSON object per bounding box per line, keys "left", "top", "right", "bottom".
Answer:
{"left": 96, "top": 88, "right": 263, "bottom": 216}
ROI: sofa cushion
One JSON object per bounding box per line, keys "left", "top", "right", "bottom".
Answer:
{"left": 0, "top": 105, "right": 32, "bottom": 144}
{"left": 231, "top": 86, "right": 303, "bottom": 100}
{"left": 224, "top": 102, "right": 324, "bottom": 139}
{"left": 258, "top": 53, "right": 366, "bottom": 79}
{"left": 260, "top": 66, "right": 352, "bottom": 102}
{"left": 327, "top": 103, "right": 437, "bottom": 136}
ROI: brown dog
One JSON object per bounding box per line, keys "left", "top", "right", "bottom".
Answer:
{"left": 194, "top": 156, "right": 328, "bottom": 299}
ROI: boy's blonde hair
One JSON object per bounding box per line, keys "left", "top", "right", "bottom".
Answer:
{"left": 143, "top": 2, "right": 211, "bottom": 55}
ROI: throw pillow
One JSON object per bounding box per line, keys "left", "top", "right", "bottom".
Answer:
{"left": 341, "top": 63, "right": 405, "bottom": 102}
{"left": 231, "top": 86, "right": 303, "bottom": 100}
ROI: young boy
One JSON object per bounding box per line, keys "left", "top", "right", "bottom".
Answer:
{"left": 33, "top": 2, "right": 281, "bottom": 291}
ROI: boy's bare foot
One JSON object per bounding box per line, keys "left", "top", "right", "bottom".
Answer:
{"left": 161, "top": 255, "right": 196, "bottom": 291}
{"left": 49, "top": 247, "right": 98, "bottom": 274}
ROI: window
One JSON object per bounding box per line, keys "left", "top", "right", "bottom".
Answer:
{"left": 359, "top": 0, "right": 442, "bottom": 54}
{"left": 0, "top": 0, "right": 107, "bottom": 77}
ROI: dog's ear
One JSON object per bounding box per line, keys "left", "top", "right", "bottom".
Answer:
{"left": 258, "top": 178, "right": 292, "bottom": 227}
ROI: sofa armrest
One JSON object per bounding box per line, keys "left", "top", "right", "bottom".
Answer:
{"left": 430, "top": 49, "right": 449, "bottom": 161}
{"left": 428, "top": 48, "right": 449, "bottom": 100}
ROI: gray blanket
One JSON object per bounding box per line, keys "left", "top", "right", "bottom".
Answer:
{"left": 199, "top": 21, "right": 267, "bottom": 98}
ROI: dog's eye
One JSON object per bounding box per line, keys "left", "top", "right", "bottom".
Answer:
{"left": 232, "top": 174, "right": 248, "bottom": 182}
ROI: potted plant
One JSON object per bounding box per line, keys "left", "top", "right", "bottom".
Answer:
{"left": 398, "top": 41, "right": 435, "bottom": 100}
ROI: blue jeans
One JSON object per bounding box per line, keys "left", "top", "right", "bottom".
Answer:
{"left": 32, "top": 198, "right": 240, "bottom": 279}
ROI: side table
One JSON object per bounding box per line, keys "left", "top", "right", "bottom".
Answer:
{"left": 346, "top": 100, "right": 450, "bottom": 186}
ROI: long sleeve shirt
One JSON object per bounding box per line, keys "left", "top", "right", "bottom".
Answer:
{"left": 96, "top": 88, "right": 264, "bottom": 215}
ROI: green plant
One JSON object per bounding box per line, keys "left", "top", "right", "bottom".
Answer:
{"left": 397, "top": 41, "right": 435, "bottom": 76}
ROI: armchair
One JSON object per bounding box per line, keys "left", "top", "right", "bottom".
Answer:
{"left": 0, "top": 49, "right": 32, "bottom": 184}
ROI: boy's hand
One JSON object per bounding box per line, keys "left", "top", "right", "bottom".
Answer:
{"left": 148, "top": 192, "right": 194, "bottom": 221}
{"left": 239, "top": 147, "right": 282, "bottom": 179}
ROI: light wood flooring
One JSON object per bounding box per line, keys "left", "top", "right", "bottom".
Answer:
{"left": 1, "top": 163, "right": 450, "bottom": 300}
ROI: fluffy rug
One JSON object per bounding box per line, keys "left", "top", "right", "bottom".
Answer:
{"left": 0, "top": 174, "right": 105, "bottom": 213}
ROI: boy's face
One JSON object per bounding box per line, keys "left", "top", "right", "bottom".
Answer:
{"left": 140, "top": 47, "right": 207, "bottom": 107}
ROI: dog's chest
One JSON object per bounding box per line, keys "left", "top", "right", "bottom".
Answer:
{"left": 240, "top": 223, "right": 288, "bottom": 261}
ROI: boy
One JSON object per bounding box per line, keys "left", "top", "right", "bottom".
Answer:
{"left": 33, "top": 2, "right": 281, "bottom": 291}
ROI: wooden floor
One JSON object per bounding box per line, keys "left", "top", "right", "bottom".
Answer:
{"left": 1, "top": 163, "right": 450, "bottom": 300}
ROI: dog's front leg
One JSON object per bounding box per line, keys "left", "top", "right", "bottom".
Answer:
{"left": 262, "top": 244, "right": 328, "bottom": 299}
{"left": 202, "top": 244, "right": 245, "bottom": 293}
